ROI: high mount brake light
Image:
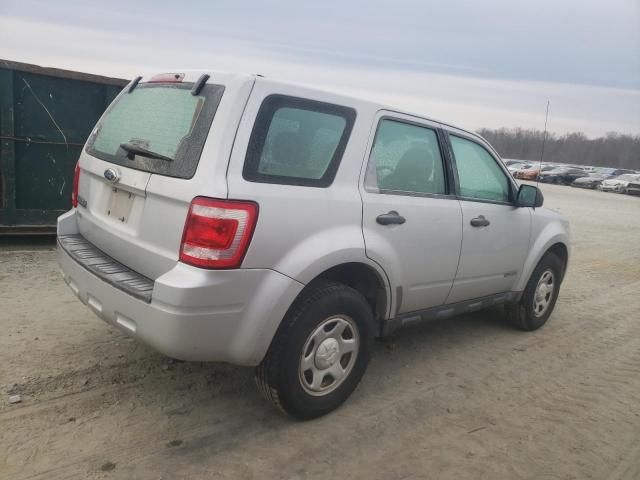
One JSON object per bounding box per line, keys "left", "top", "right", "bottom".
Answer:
{"left": 148, "top": 73, "right": 185, "bottom": 83}
{"left": 71, "top": 163, "right": 80, "bottom": 208}
{"left": 179, "top": 197, "right": 259, "bottom": 269}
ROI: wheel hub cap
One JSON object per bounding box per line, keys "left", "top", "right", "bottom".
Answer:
{"left": 298, "top": 316, "right": 360, "bottom": 397}
{"left": 533, "top": 269, "right": 555, "bottom": 317}
{"left": 536, "top": 284, "right": 550, "bottom": 301}
{"left": 315, "top": 338, "right": 340, "bottom": 369}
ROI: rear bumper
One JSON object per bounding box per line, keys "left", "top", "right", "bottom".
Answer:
{"left": 57, "top": 210, "right": 304, "bottom": 366}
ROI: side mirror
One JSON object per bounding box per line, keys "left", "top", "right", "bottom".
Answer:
{"left": 517, "top": 184, "right": 544, "bottom": 208}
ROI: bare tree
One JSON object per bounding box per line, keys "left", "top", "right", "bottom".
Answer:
{"left": 478, "top": 128, "right": 640, "bottom": 169}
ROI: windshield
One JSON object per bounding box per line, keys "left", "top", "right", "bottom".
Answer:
{"left": 86, "top": 83, "right": 225, "bottom": 178}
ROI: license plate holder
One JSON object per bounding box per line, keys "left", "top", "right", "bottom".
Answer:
{"left": 106, "top": 187, "right": 134, "bottom": 223}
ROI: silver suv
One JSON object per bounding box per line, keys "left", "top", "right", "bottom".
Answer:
{"left": 58, "top": 71, "right": 570, "bottom": 418}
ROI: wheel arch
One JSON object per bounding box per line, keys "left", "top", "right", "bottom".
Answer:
{"left": 280, "top": 260, "right": 392, "bottom": 339}
{"left": 546, "top": 242, "right": 569, "bottom": 282}
{"left": 312, "top": 262, "right": 389, "bottom": 328}
{"left": 516, "top": 228, "right": 570, "bottom": 293}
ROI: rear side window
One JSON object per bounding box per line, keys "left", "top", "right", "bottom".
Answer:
{"left": 86, "top": 83, "right": 224, "bottom": 179}
{"left": 243, "top": 95, "right": 356, "bottom": 187}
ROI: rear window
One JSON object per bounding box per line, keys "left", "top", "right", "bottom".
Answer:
{"left": 243, "top": 95, "right": 356, "bottom": 187}
{"left": 86, "top": 83, "right": 224, "bottom": 179}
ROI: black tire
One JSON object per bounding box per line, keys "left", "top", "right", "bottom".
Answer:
{"left": 505, "top": 252, "right": 563, "bottom": 331}
{"left": 255, "top": 281, "right": 374, "bottom": 419}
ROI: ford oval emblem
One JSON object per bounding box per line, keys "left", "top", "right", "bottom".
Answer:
{"left": 104, "top": 168, "right": 120, "bottom": 183}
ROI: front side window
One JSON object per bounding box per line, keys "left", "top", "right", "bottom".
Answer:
{"left": 86, "top": 83, "right": 224, "bottom": 179}
{"left": 365, "top": 119, "right": 447, "bottom": 195}
{"left": 243, "top": 95, "right": 355, "bottom": 187}
{"left": 450, "top": 135, "right": 511, "bottom": 202}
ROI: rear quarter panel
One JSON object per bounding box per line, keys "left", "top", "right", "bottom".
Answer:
{"left": 226, "top": 79, "right": 392, "bottom": 315}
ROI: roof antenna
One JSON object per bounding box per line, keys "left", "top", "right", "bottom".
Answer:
{"left": 535, "top": 100, "right": 551, "bottom": 206}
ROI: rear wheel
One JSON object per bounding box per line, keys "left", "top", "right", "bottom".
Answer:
{"left": 255, "top": 281, "right": 374, "bottom": 419}
{"left": 505, "top": 252, "right": 563, "bottom": 331}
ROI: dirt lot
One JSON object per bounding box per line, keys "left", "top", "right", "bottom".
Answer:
{"left": 1, "top": 184, "right": 639, "bottom": 480}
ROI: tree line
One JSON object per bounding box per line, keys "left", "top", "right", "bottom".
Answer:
{"left": 477, "top": 128, "right": 640, "bottom": 170}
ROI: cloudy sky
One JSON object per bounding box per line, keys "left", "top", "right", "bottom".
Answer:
{"left": 1, "top": 0, "right": 639, "bottom": 137}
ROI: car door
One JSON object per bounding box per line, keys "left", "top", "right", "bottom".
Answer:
{"left": 360, "top": 113, "right": 463, "bottom": 315}
{"left": 444, "top": 131, "right": 531, "bottom": 304}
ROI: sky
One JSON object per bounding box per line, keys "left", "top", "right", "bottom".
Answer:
{"left": 1, "top": 0, "right": 639, "bottom": 137}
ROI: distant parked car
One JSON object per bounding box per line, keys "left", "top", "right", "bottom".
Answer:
{"left": 571, "top": 173, "right": 607, "bottom": 189}
{"left": 539, "top": 167, "right": 588, "bottom": 185}
{"left": 504, "top": 159, "right": 527, "bottom": 167}
{"left": 507, "top": 162, "right": 531, "bottom": 174}
{"left": 594, "top": 167, "right": 636, "bottom": 177}
{"left": 515, "top": 165, "right": 556, "bottom": 181}
{"left": 512, "top": 165, "right": 533, "bottom": 178}
{"left": 611, "top": 169, "right": 636, "bottom": 175}
{"left": 599, "top": 174, "right": 640, "bottom": 193}
{"left": 625, "top": 180, "right": 640, "bottom": 196}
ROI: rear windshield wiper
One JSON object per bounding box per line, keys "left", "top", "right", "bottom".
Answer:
{"left": 119, "top": 142, "right": 173, "bottom": 162}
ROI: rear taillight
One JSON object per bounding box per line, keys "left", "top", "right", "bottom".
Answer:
{"left": 71, "top": 163, "right": 80, "bottom": 208}
{"left": 179, "top": 197, "right": 258, "bottom": 269}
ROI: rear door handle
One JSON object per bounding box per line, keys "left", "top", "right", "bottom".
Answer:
{"left": 470, "top": 215, "right": 490, "bottom": 227}
{"left": 376, "top": 211, "right": 406, "bottom": 225}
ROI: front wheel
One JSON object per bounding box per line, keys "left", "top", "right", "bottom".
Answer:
{"left": 255, "top": 281, "right": 374, "bottom": 419}
{"left": 505, "top": 252, "right": 563, "bottom": 331}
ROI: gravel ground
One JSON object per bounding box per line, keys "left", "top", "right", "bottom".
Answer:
{"left": 1, "top": 184, "right": 639, "bottom": 480}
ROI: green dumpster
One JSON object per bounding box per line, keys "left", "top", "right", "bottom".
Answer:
{"left": 0, "top": 59, "right": 127, "bottom": 234}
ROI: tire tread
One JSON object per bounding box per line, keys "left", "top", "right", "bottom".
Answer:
{"left": 506, "top": 251, "right": 563, "bottom": 331}
{"left": 255, "top": 281, "right": 365, "bottom": 417}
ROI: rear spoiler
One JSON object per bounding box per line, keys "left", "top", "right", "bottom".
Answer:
{"left": 126, "top": 73, "right": 209, "bottom": 95}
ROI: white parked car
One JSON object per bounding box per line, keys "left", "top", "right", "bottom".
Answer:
{"left": 599, "top": 174, "right": 640, "bottom": 192}
{"left": 57, "top": 71, "right": 571, "bottom": 418}
{"left": 626, "top": 180, "right": 640, "bottom": 196}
